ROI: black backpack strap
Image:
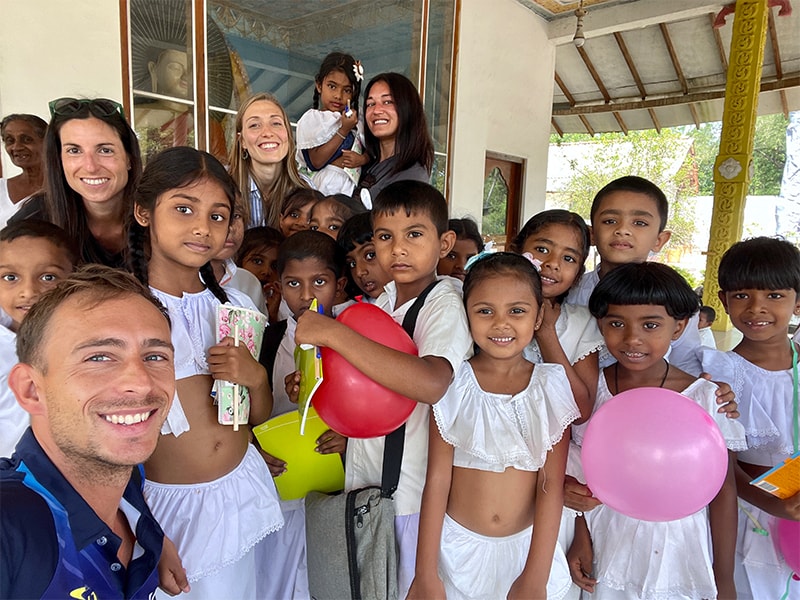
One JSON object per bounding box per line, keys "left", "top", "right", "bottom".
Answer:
{"left": 258, "top": 320, "right": 288, "bottom": 390}
{"left": 380, "top": 279, "right": 441, "bottom": 498}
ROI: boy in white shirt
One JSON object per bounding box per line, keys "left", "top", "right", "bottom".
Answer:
{"left": 293, "top": 180, "right": 472, "bottom": 597}
{"left": 0, "top": 220, "right": 76, "bottom": 456}
{"left": 697, "top": 305, "right": 717, "bottom": 349}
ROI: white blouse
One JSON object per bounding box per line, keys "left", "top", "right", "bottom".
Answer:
{"left": 433, "top": 361, "right": 580, "bottom": 472}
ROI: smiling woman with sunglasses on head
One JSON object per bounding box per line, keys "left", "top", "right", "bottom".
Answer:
{"left": 12, "top": 98, "right": 142, "bottom": 268}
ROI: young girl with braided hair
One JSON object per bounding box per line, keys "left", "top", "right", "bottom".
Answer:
{"left": 127, "top": 146, "right": 283, "bottom": 598}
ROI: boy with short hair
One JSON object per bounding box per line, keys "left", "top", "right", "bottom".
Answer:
{"left": 257, "top": 229, "right": 349, "bottom": 600}
{"left": 337, "top": 211, "right": 391, "bottom": 301}
{"left": 698, "top": 305, "right": 717, "bottom": 349}
{"left": 294, "top": 180, "right": 472, "bottom": 597}
{"left": 565, "top": 176, "right": 703, "bottom": 374}
{"left": 0, "top": 219, "right": 77, "bottom": 457}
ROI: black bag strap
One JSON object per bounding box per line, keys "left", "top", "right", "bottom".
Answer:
{"left": 380, "top": 279, "right": 441, "bottom": 498}
{"left": 258, "top": 319, "right": 288, "bottom": 390}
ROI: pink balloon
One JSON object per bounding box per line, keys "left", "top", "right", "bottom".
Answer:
{"left": 313, "top": 302, "right": 417, "bottom": 438}
{"left": 775, "top": 518, "right": 800, "bottom": 574}
{"left": 582, "top": 387, "right": 728, "bottom": 522}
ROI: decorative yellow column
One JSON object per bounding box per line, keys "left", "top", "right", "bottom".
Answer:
{"left": 703, "top": 0, "right": 769, "bottom": 331}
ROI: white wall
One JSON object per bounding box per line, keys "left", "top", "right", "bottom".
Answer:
{"left": 0, "top": 0, "right": 122, "bottom": 176}
{"left": 448, "top": 0, "right": 555, "bottom": 226}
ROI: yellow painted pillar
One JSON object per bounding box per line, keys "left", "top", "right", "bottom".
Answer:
{"left": 703, "top": 0, "right": 769, "bottom": 331}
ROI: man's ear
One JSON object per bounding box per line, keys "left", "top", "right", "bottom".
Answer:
{"left": 134, "top": 204, "right": 151, "bottom": 227}
{"left": 717, "top": 290, "right": 730, "bottom": 314}
{"left": 652, "top": 229, "right": 672, "bottom": 253}
{"left": 439, "top": 230, "right": 457, "bottom": 259}
{"left": 588, "top": 225, "right": 596, "bottom": 247}
{"left": 8, "top": 363, "right": 45, "bottom": 417}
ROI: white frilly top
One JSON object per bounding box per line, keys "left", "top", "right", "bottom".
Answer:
{"left": 151, "top": 286, "right": 256, "bottom": 437}
{"left": 700, "top": 348, "right": 796, "bottom": 466}
{"left": 433, "top": 361, "right": 580, "bottom": 472}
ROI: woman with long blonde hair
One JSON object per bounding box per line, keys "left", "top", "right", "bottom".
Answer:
{"left": 228, "top": 93, "right": 309, "bottom": 228}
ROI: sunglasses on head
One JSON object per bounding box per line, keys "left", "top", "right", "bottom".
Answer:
{"left": 48, "top": 97, "right": 125, "bottom": 120}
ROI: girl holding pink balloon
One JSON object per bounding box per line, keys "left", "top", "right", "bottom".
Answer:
{"left": 701, "top": 237, "right": 800, "bottom": 600}
{"left": 408, "top": 253, "right": 581, "bottom": 600}
{"left": 568, "top": 262, "right": 746, "bottom": 600}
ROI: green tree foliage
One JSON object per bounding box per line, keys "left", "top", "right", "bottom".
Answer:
{"left": 683, "top": 113, "right": 787, "bottom": 195}
{"left": 548, "top": 129, "right": 697, "bottom": 247}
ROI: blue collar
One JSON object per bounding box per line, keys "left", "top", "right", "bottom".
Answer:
{"left": 7, "top": 429, "right": 155, "bottom": 551}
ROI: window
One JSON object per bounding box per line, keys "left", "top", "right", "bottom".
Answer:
{"left": 124, "top": 0, "right": 455, "bottom": 190}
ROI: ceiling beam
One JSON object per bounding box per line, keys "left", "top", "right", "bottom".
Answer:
{"left": 548, "top": 0, "right": 724, "bottom": 45}
{"left": 551, "top": 118, "right": 564, "bottom": 137}
{"left": 660, "top": 22, "right": 689, "bottom": 95}
{"left": 613, "top": 111, "right": 629, "bottom": 134}
{"left": 648, "top": 108, "right": 661, "bottom": 133}
{"left": 577, "top": 45, "right": 611, "bottom": 103}
{"left": 710, "top": 12, "right": 728, "bottom": 71}
{"left": 688, "top": 103, "right": 701, "bottom": 129}
{"left": 578, "top": 114, "right": 595, "bottom": 136}
{"left": 780, "top": 89, "right": 789, "bottom": 118}
{"left": 553, "top": 74, "right": 800, "bottom": 114}
{"left": 768, "top": 8, "right": 783, "bottom": 80}
{"left": 554, "top": 71, "right": 577, "bottom": 106}
{"left": 614, "top": 32, "right": 647, "bottom": 99}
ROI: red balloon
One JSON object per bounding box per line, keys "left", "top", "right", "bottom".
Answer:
{"left": 313, "top": 302, "right": 417, "bottom": 438}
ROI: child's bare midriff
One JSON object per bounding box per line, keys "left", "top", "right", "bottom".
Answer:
{"left": 145, "top": 374, "right": 251, "bottom": 484}
{"left": 447, "top": 466, "right": 538, "bottom": 537}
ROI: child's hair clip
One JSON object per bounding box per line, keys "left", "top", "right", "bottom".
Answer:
{"left": 353, "top": 60, "right": 364, "bottom": 82}
{"left": 464, "top": 243, "right": 497, "bottom": 272}
{"left": 521, "top": 252, "right": 543, "bottom": 272}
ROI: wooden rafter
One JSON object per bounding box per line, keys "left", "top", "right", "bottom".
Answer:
{"left": 554, "top": 71, "right": 577, "bottom": 106}
{"left": 577, "top": 46, "right": 611, "bottom": 103}
{"left": 688, "top": 103, "right": 701, "bottom": 129}
{"left": 781, "top": 89, "right": 789, "bottom": 118}
{"left": 578, "top": 114, "right": 595, "bottom": 136}
{"left": 648, "top": 108, "right": 661, "bottom": 133}
{"left": 553, "top": 74, "right": 800, "bottom": 115}
{"left": 551, "top": 118, "right": 564, "bottom": 137}
{"left": 613, "top": 111, "right": 629, "bottom": 134}
{"left": 660, "top": 22, "right": 689, "bottom": 95}
{"left": 614, "top": 32, "right": 647, "bottom": 100}
{"left": 710, "top": 12, "right": 728, "bottom": 71}
{"left": 768, "top": 8, "right": 783, "bottom": 80}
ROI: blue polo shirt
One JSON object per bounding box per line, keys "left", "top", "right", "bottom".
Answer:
{"left": 0, "top": 429, "right": 164, "bottom": 599}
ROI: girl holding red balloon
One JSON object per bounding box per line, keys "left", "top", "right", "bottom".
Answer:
{"left": 408, "top": 253, "right": 581, "bottom": 600}
{"left": 568, "top": 262, "right": 746, "bottom": 600}
{"left": 701, "top": 237, "right": 800, "bottom": 600}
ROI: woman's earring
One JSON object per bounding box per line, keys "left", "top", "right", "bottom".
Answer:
{"left": 242, "top": 148, "right": 250, "bottom": 160}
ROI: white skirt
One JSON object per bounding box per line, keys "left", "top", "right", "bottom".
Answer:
{"left": 144, "top": 444, "right": 284, "bottom": 582}
{"left": 439, "top": 513, "right": 571, "bottom": 600}
{"left": 586, "top": 505, "right": 717, "bottom": 600}
{"left": 734, "top": 499, "right": 799, "bottom": 599}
